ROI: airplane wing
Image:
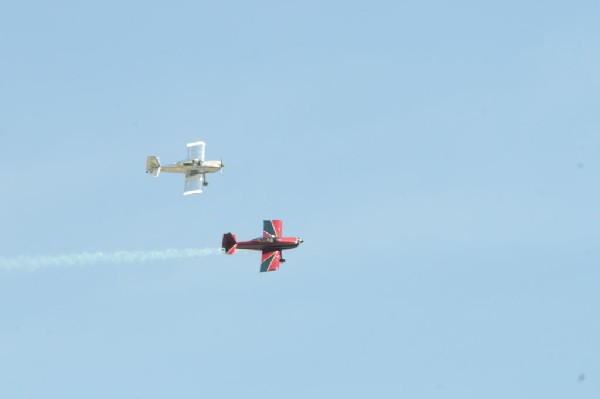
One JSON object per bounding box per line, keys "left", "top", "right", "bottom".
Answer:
{"left": 183, "top": 170, "right": 204, "bottom": 195}
{"left": 187, "top": 141, "right": 206, "bottom": 161}
{"left": 260, "top": 250, "right": 281, "bottom": 272}
{"left": 263, "top": 220, "right": 282, "bottom": 238}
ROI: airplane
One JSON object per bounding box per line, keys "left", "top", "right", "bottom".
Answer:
{"left": 222, "top": 220, "right": 303, "bottom": 272}
{"left": 146, "top": 140, "right": 224, "bottom": 195}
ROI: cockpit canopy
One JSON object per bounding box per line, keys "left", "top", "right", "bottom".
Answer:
{"left": 255, "top": 236, "right": 278, "bottom": 243}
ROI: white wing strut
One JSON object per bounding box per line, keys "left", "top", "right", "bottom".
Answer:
{"left": 187, "top": 141, "right": 206, "bottom": 162}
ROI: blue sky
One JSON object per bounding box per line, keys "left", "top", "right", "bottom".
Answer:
{"left": 1, "top": 1, "right": 599, "bottom": 398}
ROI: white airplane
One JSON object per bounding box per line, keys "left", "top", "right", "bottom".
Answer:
{"left": 146, "top": 141, "right": 224, "bottom": 195}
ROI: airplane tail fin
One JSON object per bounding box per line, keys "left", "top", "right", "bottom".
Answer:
{"left": 146, "top": 156, "right": 161, "bottom": 177}
{"left": 222, "top": 233, "right": 237, "bottom": 254}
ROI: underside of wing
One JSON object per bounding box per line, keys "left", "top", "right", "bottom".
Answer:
{"left": 260, "top": 250, "right": 281, "bottom": 272}
{"left": 187, "top": 141, "right": 206, "bottom": 162}
{"left": 263, "top": 220, "right": 283, "bottom": 238}
{"left": 184, "top": 171, "right": 204, "bottom": 195}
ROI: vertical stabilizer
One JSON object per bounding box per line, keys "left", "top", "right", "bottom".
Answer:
{"left": 146, "top": 156, "right": 161, "bottom": 177}
{"left": 221, "top": 233, "right": 237, "bottom": 254}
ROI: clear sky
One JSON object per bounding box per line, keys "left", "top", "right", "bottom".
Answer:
{"left": 1, "top": 1, "right": 599, "bottom": 398}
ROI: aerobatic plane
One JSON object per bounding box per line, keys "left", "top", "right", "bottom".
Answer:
{"left": 222, "top": 220, "right": 303, "bottom": 272}
{"left": 146, "top": 141, "right": 224, "bottom": 195}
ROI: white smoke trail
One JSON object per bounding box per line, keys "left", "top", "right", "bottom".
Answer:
{"left": 0, "top": 247, "right": 222, "bottom": 271}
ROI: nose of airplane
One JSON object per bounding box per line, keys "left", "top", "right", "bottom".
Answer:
{"left": 298, "top": 238, "right": 304, "bottom": 244}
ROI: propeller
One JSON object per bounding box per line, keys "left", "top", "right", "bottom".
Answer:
{"left": 220, "top": 157, "right": 225, "bottom": 174}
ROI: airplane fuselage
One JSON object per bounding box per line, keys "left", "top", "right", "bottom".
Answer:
{"left": 235, "top": 237, "right": 303, "bottom": 252}
{"left": 160, "top": 160, "right": 223, "bottom": 174}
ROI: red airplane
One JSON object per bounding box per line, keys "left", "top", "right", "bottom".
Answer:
{"left": 221, "top": 220, "right": 303, "bottom": 272}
